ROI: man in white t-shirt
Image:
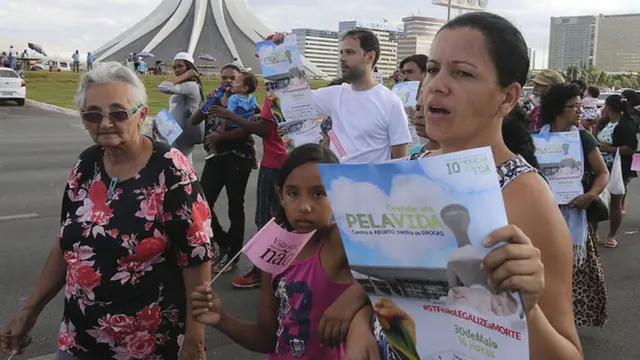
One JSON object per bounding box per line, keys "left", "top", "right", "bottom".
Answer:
{"left": 273, "top": 30, "right": 411, "bottom": 164}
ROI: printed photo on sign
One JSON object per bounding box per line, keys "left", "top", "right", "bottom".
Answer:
{"left": 256, "top": 35, "right": 316, "bottom": 125}
{"left": 532, "top": 131, "right": 584, "bottom": 205}
{"left": 281, "top": 118, "right": 324, "bottom": 153}
{"left": 317, "top": 147, "right": 529, "bottom": 360}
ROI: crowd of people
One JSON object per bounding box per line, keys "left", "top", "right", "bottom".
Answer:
{"left": 7, "top": 9, "right": 637, "bottom": 360}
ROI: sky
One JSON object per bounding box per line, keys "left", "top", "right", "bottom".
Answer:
{"left": 0, "top": 0, "right": 638, "bottom": 69}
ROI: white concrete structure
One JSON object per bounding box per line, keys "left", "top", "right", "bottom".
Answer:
{"left": 338, "top": 20, "right": 403, "bottom": 77}
{"left": 93, "top": 0, "right": 328, "bottom": 78}
{"left": 397, "top": 16, "right": 445, "bottom": 63}
{"left": 292, "top": 29, "right": 339, "bottom": 78}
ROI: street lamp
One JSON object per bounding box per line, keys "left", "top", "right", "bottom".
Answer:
{"left": 447, "top": 0, "right": 452, "bottom": 21}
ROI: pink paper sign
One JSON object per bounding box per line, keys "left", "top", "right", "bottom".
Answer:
{"left": 327, "top": 129, "right": 348, "bottom": 160}
{"left": 632, "top": 154, "right": 640, "bottom": 171}
{"left": 242, "top": 218, "right": 316, "bottom": 275}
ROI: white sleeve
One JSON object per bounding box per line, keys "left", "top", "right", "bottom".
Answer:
{"left": 311, "top": 86, "right": 337, "bottom": 115}
{"left": 387, "top": 97, "right": 412, "bottom": 146}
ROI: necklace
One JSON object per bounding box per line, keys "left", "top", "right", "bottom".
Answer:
{"left": 103, "top": 137, "right": 145, "bottom": 201}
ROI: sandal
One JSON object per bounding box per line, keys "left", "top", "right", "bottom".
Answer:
{"left": 604, "top": 239, "right": 618, "bottom": 248}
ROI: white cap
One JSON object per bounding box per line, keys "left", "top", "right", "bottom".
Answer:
{"left": 173, "top": 52, "right": 195, "bottom": 64}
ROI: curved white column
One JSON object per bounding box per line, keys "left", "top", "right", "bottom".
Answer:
{"left": 187, "top": 0, "right": 207, "bottom": 54}
{"left": 224, "top": 0, "right": 263, "bottom": 43}
{"left": 144, "top": 0, "right": 194, "bottom": 53}
{"left": 210, "top": 0, "right": 241, "bottom": 61}
{"left": 96, "top": 0, "right": 180, "bottom": 61}
{"left": 236, "top": 0, "right": 272, "bottom": 38}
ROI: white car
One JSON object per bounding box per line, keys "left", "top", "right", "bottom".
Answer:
{"left": 34, "top": 60, "right": 71, "bottom": 72}
{"left": 0, "top": 67, "right": 25, "bottom": 106}
{"left": 597, "top": 92, "right": 619, "bottom": 108}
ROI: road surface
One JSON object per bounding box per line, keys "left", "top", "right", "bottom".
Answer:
{"left": 1, "top": 103, "right": 639, "bottom": 359}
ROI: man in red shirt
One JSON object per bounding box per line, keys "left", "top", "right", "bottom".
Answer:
{"left": 207, "top": 96, "right": 288, "bottom": 288}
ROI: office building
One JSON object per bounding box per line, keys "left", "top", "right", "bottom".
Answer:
{"left": 338, "top": 20, "right": 403, "bottom": 76}
{"left": 292, "top": 29, "right": 340, "bottom": 78}
{"left": 397, "top": 16, "right": 445, "bottom": 63}
{"left": 528, "top": 47, "right": 536, "bottom": 70}
{"left": 547, "top": 16, "right": 596, "bottom": 70}
{"left": 594, "top": 13, "right": 640, "bottom": 72}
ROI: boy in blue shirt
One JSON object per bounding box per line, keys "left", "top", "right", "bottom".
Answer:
{"left": 205, "top": 71, "right": 259, "bottom": 159}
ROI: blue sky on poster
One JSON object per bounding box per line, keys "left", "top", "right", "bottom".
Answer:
{"left": 0, "top": 0, "right": 636, "bottom": 68}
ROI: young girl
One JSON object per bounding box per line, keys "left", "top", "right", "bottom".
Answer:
{"left": 190, "top": 144, "right": 379, "bottom": 359}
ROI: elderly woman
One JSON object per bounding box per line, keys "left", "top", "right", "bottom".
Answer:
{"left": 348, "top": 12, "right": 583, "bottom": 360}
{"left": 157, "top": 52, "right": 205, "bottom": 163}
{"left": 0, "top": 62, "right": 212, "bottom": 359}
{"left": 538, "top": 83, "right": 609, "bottom": 328}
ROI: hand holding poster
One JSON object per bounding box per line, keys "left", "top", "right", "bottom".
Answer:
{"left": 256, "top": 35, "right": 315, "bottom": 125}
{"left": 317, "top": 147, "right": 528, "bottom": 360}
{"left": 532, "top": 131, "right": 584, "bottom": 204}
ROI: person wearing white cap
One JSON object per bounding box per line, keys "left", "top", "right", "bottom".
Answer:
{"left": 157, "top": 52, "right": 205, "bottom": 163}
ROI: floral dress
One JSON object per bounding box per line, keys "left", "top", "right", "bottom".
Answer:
{"left": 56, "top": 141, "right": 214, "bottom": 359}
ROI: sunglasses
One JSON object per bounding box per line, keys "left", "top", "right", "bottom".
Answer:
{"left": 81, "top": 106, "right": 141, "bottom": 123}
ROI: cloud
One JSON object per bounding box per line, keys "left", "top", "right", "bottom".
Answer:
{"left": 2, "top": 0, "right": 640, "bottom": 67}
{"left": 326, "top": 174, "right": 457, "bottom": 266}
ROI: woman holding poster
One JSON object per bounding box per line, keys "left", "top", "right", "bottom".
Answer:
{"left": 351, "top": 12, "right": 583, "bottom": 360}
{"left": 537, "top": 83, "right": 609, "bottom": 328}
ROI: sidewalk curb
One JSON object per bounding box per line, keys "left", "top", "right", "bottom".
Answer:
{"left": 26, "top": 99, "right": 154, "bottom": 136}
{"left": 26, "top": 99, "right": 79, "bottom": 118}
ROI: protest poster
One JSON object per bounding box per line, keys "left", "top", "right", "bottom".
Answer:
{"left": 242, "top": 218, "right": 316, "bottom": 275}
{"left": 317, "top": 147, "right": 529, "bottom": 360}
{"left": 631, "top": 153, "right": 640, "bottom": 171}
{"left": 281, "top": 116, "right": 324, "bottom": 153}
{"left": 256, "top": 35, "right": 316, "bottom": 125}
{"left": 532, "top": 131, "right": 584, "bottom": 204}
{"left": 392, "top": 81, "right": 422, "bottom": 149}
{"left": 154, "top": 108, "right": 182, "bottom": 145}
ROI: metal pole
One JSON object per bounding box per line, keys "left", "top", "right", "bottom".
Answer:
{"left": 447, "top": 0, "right": 452, "bottom": 21}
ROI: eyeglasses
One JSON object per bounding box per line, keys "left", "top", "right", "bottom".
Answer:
{"left": 81, "top": 106, "right": 141, "bottom": 123}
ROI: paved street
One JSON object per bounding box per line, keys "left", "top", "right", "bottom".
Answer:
{"left": 1, "top": 103, "right": 640, "bottom": 359}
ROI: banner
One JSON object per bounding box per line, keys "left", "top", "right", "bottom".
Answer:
{"left": 318, "top": 147, "right": 528, "bottom": 360}
{"left": 392, "top": 81, "right": 422, "bottom": 149}
{"left": 256, "top": 35, "right": 316, "bottom": 125}
{"left": 532, "top": 131, "right": 584, "bottom": 204}
{"left": 154, "top": 108, "right": 182, "bottom": 145}
{"left": 242, "top": 218, "right": 316, "bottom": 275}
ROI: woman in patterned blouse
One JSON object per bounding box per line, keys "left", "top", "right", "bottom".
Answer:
{"left": 0, "top": 62, "right": 213, "bottom": 360}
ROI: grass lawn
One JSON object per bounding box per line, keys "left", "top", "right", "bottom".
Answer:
{"left": 23, "top": 71, "right": 333, "bottom": 115}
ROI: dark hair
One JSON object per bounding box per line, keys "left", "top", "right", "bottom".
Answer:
{"left": 328, "top": 78, "right": 348, "bottom": 86}
{"left": 621, "top": 89, "right": 640, "bottom": 108}
{"left": 587, "top": 86, "right": 600, "bottom": 98}
{"left": 221, "top": 63, "right": 241, "bottom": 73}
{"left": 604, "top": 94, "right": 625, "bottom": 113}
{"left": 273, "top": 144, "right": 340, "bottom": 230}
{"left": 240, "top": 71, "right": 258, "bottom": 94}
{"left": 182, "top": 59, "right": 204, "bottom": 101}
{"left": 441, "top": 12, "right": 529, "bottom": 88}
{"left": 539, "top": 84, "right": 582, "bottom": 125}
{"left": 399, "top": 54, "right": 428, "bottom": 73}
{"left": 502, "top": 104, "right": 540, "bottom": 169}
{"left": 570, "top": 79, "right": 587, "bottom": 96}
{"left": 341, "top": 29, "right": 381, "bottom": 67}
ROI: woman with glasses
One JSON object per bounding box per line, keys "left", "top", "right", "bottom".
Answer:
{"left": 0, "top": 62, "right": 213, "bottom": 360}
{"left": 538, "top": 83, "right": 609, "bottom": 328}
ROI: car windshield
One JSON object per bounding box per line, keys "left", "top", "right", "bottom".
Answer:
{"left": 599, "top": 93, "right": 614, "bottom": 100}
{"left": 0, "top": 69, "right": 19, "bottom": 78}
{"left": 60, "top": 62, "right": 69, "bottom": 67}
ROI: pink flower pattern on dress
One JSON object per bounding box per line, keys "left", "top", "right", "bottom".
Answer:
{"left": 56, "top": 142, "right": 213, "bottom": 359}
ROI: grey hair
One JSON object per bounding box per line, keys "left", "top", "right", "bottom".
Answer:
{"left": 75, "top": 61, "right": 147, "bottom": 110}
